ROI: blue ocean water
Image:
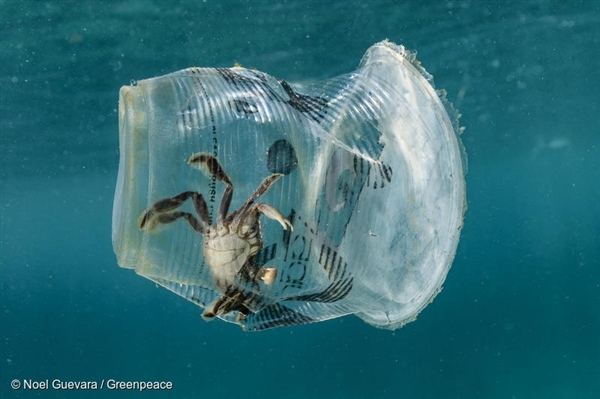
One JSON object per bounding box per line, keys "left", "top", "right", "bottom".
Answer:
{"left": 1, "top": 1, "right": 599, "bottom": 398}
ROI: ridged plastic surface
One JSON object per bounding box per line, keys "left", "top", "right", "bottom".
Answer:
{"left": 112, "top": 40, "right": 466, "bottom": 331}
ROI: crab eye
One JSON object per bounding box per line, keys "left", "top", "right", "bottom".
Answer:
{"left": 113, "top": 40, "right": 466, "bottom": 331}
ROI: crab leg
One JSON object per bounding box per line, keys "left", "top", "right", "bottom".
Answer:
{"left": 138, "top": 191, "right": 210, "bottom": 232}
{"left": 150, "top": 211, "right": 207, "bottom": 233}
{"left": 236, "top": 173, "right": 284, "bottom": 217}
{"left": 188, "top": 152, "right": 233, "bottom": 225}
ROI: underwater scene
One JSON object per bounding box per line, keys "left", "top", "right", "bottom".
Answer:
{"left": 1, "top": 1, "right": 598, "bottom": 398}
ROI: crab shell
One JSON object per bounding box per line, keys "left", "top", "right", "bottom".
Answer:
{"left": 203, "top": 223, "right": 261, "bottom": 290}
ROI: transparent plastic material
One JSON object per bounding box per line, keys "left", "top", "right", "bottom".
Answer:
{"left": 112, "top": 40, "right": 466, "bottom": 331}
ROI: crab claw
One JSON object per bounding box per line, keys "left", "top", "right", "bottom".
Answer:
{"left": 256, "top": 203, "right": 294, "bottom": 231}
{"left": 258, "top": 267, "right": 277, "bottom": 285}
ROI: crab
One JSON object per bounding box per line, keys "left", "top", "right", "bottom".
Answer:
{"left": 138, "top": 152, "right": 293, "bottom": 320}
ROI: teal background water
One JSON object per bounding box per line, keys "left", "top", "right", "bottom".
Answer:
{"left": 1, "top": 1, "right": 599, "bottom": 398}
